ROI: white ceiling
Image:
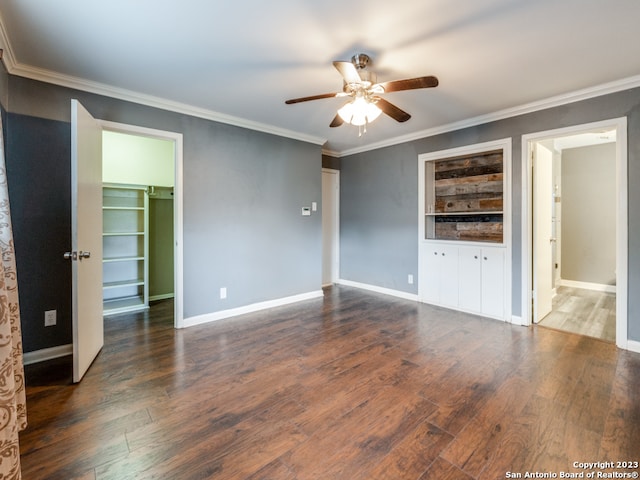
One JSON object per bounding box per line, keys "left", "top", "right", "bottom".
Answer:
{"left": 1, "top": 0, "right": 639, "bottom": 155}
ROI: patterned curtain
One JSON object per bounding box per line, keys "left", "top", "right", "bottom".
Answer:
{"left": 0, "top": 113, "right": 27, "bottom": 479}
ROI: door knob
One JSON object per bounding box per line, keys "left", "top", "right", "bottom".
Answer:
{"left": 64, "top": 251, "right": 91, "bottom": 260}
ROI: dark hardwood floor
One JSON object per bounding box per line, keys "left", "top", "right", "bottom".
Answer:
{"left": 20, "top": 286, "right": 640, "bottom": 479}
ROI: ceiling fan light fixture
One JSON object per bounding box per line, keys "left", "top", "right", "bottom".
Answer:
{"left": 337, "top": 96, "right": 382, "bottom": 126}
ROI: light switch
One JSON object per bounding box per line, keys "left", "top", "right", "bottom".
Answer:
{"left": 311, "top": 202, "right": 317, "bottom": 211}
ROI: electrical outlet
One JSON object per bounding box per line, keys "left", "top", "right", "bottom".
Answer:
{"left": 44, "top": 310, "right": 57, "bottom": 327}
{"left": 220, "top": 287, "right": 227, "bottom": 299}
{"left": 408, "top": 274, "right": 414, "bottom": 285}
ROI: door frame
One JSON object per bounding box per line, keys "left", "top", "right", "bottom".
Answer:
{"left": 521, "top": 117, "right": 628, "bottom": 349}
{"left": 322, "top": 168, "right": 340, "bottom": 286}
{"left": 101, "top": 120, "right": 185, "bottom": 328}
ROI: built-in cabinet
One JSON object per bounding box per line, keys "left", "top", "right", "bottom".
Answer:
{"left": 421, "top": 243, "right": 505, "bottom": 319}
{"left": 102, "top": 184, "right": 149, "bottom": 315}
{"left": 419, "top": 139, "right": 511, "bottom": 322}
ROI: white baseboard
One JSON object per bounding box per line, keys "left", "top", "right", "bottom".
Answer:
{"left": 182, "top": 290, "right": 324, "bottom": 328}
{"left": 23, "top": 344, "right": 72, "bottom": 365}
{"left": 511, "top": 315, "right": 524, "bottom": 326}
{"left": 150, "top": 293, "right": 175, "bottom": 302}
{"left": 558, "top": 279, "right": 616, "bottom": 294}
{"left": 625, "top": 339, "right": 640, "bottom": 354}
{"left": 336, "top": 279, "right": 419, "bottom": 302}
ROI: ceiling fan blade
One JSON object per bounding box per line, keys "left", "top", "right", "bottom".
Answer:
{"left": 329, "top": 114, "right": 344, "bottom": 128}
{"left": 375, "top": 98, "right": 411, "bottom": 122}
{"left": 285, "top": 93, "right": 340, "bottom": 104}
{"left": 378, "top": 75, "right": 439, "bottom": 93}
{"left": 333, "top": 61, "right": 362, "bottom": 85}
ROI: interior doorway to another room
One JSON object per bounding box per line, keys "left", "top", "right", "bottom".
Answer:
{"left": 322, "top": 169, "right": 340, "bottom": 286}
{"left": 524, "top": 118, "right": 626, "bottom": 346}
{"left": 101, "top": 123, "right": 183, "bottom": 328}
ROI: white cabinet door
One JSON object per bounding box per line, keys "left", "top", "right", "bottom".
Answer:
{"left": 481, "top": 247, "right": 505, "bottom": 318}
{"left": 439, "top": 245, "right": 459, "bottom": 307}
{"left": 458, "top": 246, "right": 482, "bottom": 312}
{"left": 421, "top": 243, "right": 458, "bottom": 307}
{"left": 422, "top": 243, "right": 505, "bottom": 320}
{"left": 422, "top": 245, "right": 441, "bottom": 305}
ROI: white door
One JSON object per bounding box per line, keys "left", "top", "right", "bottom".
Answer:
{"left": 322, "top": 169, "right": 339, "bottom": 285}
{"left": 70, "top": 99, "right": 104, "bottom": 382}
{"left": 533, "top": 142, "right": 553, "bottom": 323}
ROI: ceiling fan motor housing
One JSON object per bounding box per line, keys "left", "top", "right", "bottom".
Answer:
{"left": 347, "top": 53, "right": 376, "bottom": 89}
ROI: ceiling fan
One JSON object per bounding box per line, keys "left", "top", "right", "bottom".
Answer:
{"left": 285, "top": 53, "right": 438, "bottom": 129}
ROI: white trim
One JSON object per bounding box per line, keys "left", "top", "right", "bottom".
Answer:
{"left": 149, "top": 293, "right": 175, "bottom": 302}
{"left": 335, "top": 74, "right": 640, "bottom": 157}
{"left": 1, "top": 11, "right": 638, "bottom": 158}
{"left": 627, "top": 340, "right": 640, "bottom": 354}
{"left": 557, "top": 279, "right": 616, "bottom": 294}
{"left": 100, "top": 120, "right": 185, "bottom": 329}
{"left": 23, "top": 344, "right": 72, "bottom": 365}
{"left": 417, "top": 138, "right": 512, "bottom": 322}
{"left": 103, "top": 304, "right": 149, "bottom": 317}
{"left": 511, "top": 315, "right": 524, "bottom": 326}
{"left": 0, "top": 56, "right": 325, "bottom": 147}
{"left": 521, "top": 117, "right": 628, "bottom": 350}
{"left": 182, "top": 290, "right": 324, "bottom": 328}
{"left": 337, "top": 279, "right": 419, "bottom": 302}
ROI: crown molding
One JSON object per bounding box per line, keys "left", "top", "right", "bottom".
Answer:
{"left": 0, "top": 11, "right": 16, "bottom": 70}
{"left": 12, "top": 62, "right": 326, "bottom": 146}
{"left": 7, "top": 52, "right": 640, "bottom": 157}
{"left": 335, "top": 74, "right": 640, "bottom": 157}
{"left": 3, "top": 12, "right": 639, "bottom": 157}
{"left": 0, "top": 18, "right": 326, "bottom": 148}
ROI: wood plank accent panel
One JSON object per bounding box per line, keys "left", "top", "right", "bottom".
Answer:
{"left": 435, "top": 215, "right": 504, "bottom": 242}
{"left": 20, "top": 287, "right": 640, "bottom": 479}
{"left": 430, "top": 149, "right": 504, "bottom": 243}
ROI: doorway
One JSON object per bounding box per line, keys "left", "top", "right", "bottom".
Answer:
{"left": 322, "top": 169, "right": 340, "bottom": 286}
{"left": 522, "top": 118, "right": 627, "bottom": 348}
{"left": 101, "top": 120, "right": 184, "bottom": 328}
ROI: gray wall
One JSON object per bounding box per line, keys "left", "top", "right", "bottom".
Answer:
{"left": 340, "top": 144, "right": 419, "bottom": 292}
{"left": 6, "top": 112, "right": 72, "bottom": 352}
{"left": 561, "top": 143, "right": 616, "bottom": 285}
{"left": 5, "top": 74, "right": 322, "bottom": 352}
{"left": 340, "top": 87, "right": 640, "bottom": 342}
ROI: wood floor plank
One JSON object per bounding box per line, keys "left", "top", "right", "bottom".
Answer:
{"left": 440, "top": 375, "right": 536, "bottom": 477}
{"left": 281, "top": 386, "right": 435, "bottom": 479}
{"left": 19, "top": 287, "right": 640, "bottom": 480}
{"left": 356, "top": 421, "right": 454, "bottom": 480}
{"left": 598, "top": 352, "right": 640, "bottom": 459}
{"left": 420, "top": 457, "right": 475, "bottom": 480}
